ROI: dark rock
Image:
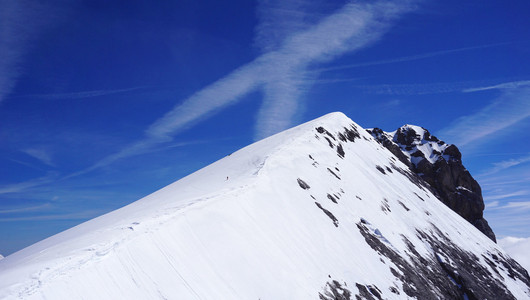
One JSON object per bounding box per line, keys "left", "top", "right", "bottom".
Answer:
{"left": 389, "top": 286, "right": 399, "bottom": 294}
{"left": 380, "top": 199, "right": 391, "bottom": 213}
{"left": 366, "top": 128, "right": 411, "bottom": 167}
{"left": 355, "top": 284, "right": 378, "bottom": 300}
{"left": 375, "top": 165, "right": 386, "bottom": 174}
{"left": 366, "top": 285, "right": 382, "bottom": 299}
{"left": 410, "top": 150, "right": 424, "bottom": 158}
{"left": 320, "top": 280, "right": 352, "bottom": 300}
{"left": 397, "top": 200, "right": 410, "bottom": 211}
{"left": 316, "top": 126, "right": 337, "bottom": 141}
{"left": 336, "top": 144, "right": 345, "bottom": 158}
{"left": 324, "top": 137, "right": 335, "bottom": 148}
{"left": 421, "top": 225, "right": 529, "bottom": 299}
{"left": 327, "top": 193, "right": 338, "bottom": 204}
{"left": 444, "top": 144, "right": 461, "bottom": 160}
{"left": 342, "top": 125, "right": 360, "bottom": 142}
{"left": 390, "top": 163, "right": 431, "bottom": 193}
{"left": 394, "top": 126, "right": 420, "bottom": 146}
{"left": 297, "top": 178, "right": 310, "bottom": 190}
{"left": 315, "top": 202, "right": 339, "bottom": 227}
{"left": 420, "top": 147, "right": 495, "bottom": 242}
{"left": 327, "top": 168, "right": 341, "bottom": 180}
{"left": 356, "top": 220, "right": 527, "bottom": 299}
{"left": 356, "top": 222, "right": 461, "bottom": 299}
{"left": 473, "top": 219, "right": 496, "bottom": 243}
{"left": 369, "top": 125, "right": 496, "bottom": 242}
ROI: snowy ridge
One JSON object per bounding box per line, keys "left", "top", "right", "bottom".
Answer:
{"left": 0, "top": 112, "right": 528, "bottom": 299}
{"left": 388, "top": 125, "right": 449, "bottom": 167}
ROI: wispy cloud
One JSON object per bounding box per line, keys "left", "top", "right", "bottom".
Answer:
{"left": 485, "top": 201, "right": 499, "bottom": 209}
{"left": 256, "top": 70, "right": 314, "bottom": 139}
{"left": 253, "top": 0, "right": 330, "bottom": 139}
{"left": 0, "top": 203, "right": 51, "bottom": 214}
{"left": 13, "top": 86, "right": 147, "bottom": 100}
{"left": 0, "top": 172, "right": 57, "bottom": 195}
{"left": 70, "top": 0, "right": 418, "bottom": 172}
{"left": 253, "top": 0, "right": 417, "bottom": 139}
{"left": 0, "top": 1, "right": 65, "bottom": 105}
{"left": 479, "top": 154, "right": 530, "bottom": 176}
{"left": 0, "top": 209, "right": 104, "bottom": 222}
{"left": 315, "top": 42, "right": 509, "bottom": 72}
{"left": 439, "top": 87, "right": 530, "bottom": 147}
{"left": 312, "top": 76, "right": 365, "bottom": 84}
{"left": 347, "top": 78, "right": 530, "bottom": 96}
{"left": 22, "top": 148, "right": 55, "bottom": 167}
{"left": 253, "top": 0, "right": 327, "bottom": 54}
{"left": 468, "top": 151, "right": 530, "bottom": 158}
{"left": 484, "top": 203, "right": 530, "bottom": 238}
{"left": 351, "top": 81, "right": 477, "bottom": 95}
{"left": 480, "top": 166, "right": 530, "bottom": 237}
{"left": 463, "top": 80, "right": 530, "bottom": 93}
{"left": 3, "top": 1, "right": 420, "bottom": 196}
{"left": 7, "top": 158, "right": 44, "bottom": 171}
{"left": 485, "top": 191, "right": 529, "bottom": 202}
{"left": 504, "top": 201, "right": 530, "bottom": 210}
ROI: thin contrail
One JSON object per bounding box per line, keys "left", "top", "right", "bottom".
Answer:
{"left": 314, "top": 42, "right": 510, "bottom": 73}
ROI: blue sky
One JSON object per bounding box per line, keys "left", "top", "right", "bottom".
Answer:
{"left": 1, "top": 0, "right": 529, "bottom": 255}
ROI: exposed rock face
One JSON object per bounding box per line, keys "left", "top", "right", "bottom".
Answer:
{"left": 368, "top": 128, "right": 411, "bottom": 168}
{"left": 368, "top": 125, "right": 496, "bottom": 242}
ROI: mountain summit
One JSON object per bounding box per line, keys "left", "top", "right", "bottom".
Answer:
{"left": 368, "top": 125, "right": 496, "bottom": 242}
{"left": 0, "top": 112, "right": 528, "bottom": 299}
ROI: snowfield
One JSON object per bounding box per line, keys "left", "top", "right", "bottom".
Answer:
{"left": 0, "top": 112, "right": 529, "bottom": 299}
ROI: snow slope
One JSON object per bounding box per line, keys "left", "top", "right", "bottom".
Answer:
{"left": 499, "top": 237, "right": 530, "bottom": 273}
{"left": 0, "top": 112, "right": 528, "bottom": 299}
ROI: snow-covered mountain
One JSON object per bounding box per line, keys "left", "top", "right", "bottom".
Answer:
{"left": 368, "top": 125, "right": 496, "bottom": 242}
{"left": 0, "top": 112, "right": 529, "bottom": 299}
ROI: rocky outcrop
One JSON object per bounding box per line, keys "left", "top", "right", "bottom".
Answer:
{"left": 368, "top": 125, "right": 496, "bottom": 242}
{"left": 368, "top": 128, "right": 411, "bottom": 168}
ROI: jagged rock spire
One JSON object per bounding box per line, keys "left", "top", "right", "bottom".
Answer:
{"left": 368, "top": 125, "right": 496, "bottom": 242}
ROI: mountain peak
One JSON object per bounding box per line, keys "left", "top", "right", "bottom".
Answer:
{"left": 0, "top": 113, "right": 527, "bottom": 299}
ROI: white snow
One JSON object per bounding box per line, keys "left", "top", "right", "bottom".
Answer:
{"left": 0, "top": 112, "right": 527, "bottom": 299}
{"left": 499, "top": 236, "right": 530, "bottom": 272}
{"left": 456, "top": 186, "right": 472, "bottom": 193}
{"left": 385, "top": 124, "right": 449, "bottom": 166}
